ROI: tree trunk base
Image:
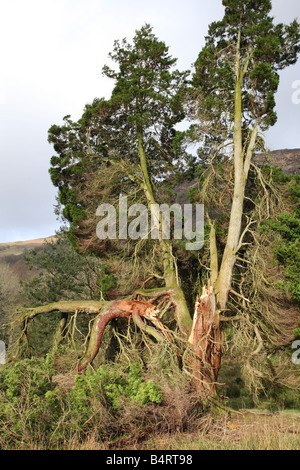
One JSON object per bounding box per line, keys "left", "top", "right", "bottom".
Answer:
{"left": 186, "top": 283, "right": 222, "bottom": 397}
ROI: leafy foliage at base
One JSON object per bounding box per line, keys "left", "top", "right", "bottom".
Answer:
{"left": 0, "top": 356, "right": 164, "bottom": 449}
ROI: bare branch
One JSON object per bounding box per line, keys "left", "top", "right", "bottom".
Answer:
{"left": 243, "top": 122, "right": 258, "bottom": 179}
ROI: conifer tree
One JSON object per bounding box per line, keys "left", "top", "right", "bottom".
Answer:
{"left": 192, "top": 0, "right": 300, "bottom": 310}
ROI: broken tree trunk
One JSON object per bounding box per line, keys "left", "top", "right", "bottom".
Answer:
{"left": 187, "top": 283, "right": 222, "bottom": 397}
{"left": 15, "top": 300, "right": 107, "bottom": 360}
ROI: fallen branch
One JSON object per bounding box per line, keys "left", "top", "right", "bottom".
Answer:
{"left": 14, "top": 291, "right": 181, "bottom": 373}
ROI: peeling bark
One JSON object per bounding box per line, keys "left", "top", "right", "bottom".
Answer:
{"left": 187, "top": 284, "right": 222, "bottom": 396}
{"left": 77, "top": 305, "right": 131, "bottom": 372}
{"left": 78, "top": 299, "right": 173, "bottom": 372}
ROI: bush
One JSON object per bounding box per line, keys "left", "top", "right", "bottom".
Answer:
{"left": 0, "top": 356, "right": 55, "bottom": 448}
{"left": 0, "top": 339, "right": 206, "bottom": 449}
{"left": 0, "top": 357, "right": 163, "bottom": 449}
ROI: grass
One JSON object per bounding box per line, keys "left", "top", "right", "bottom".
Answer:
{"left": 3, "top": 411, "right": 299, "bottom": 450}
{"left": 103, "top": 410, "right": 300, "bottom": 451}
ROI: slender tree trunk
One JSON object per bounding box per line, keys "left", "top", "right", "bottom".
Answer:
{"left": 137, "top": 130, "right": 192, "bottom": 335}
{"left": 214, "top": 31, "right": 258, "bottom": 312}
{"left": 51, "top": 313, "right": 68, "bottom": 354}
{"left": 214, "top": 44, "right": 244, "bottom": 310}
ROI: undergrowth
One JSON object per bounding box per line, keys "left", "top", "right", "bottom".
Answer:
{"left": 0, "top": 344, "right": 203, "bottom": 450}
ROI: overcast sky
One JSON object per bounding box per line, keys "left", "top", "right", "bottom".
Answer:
{"left": 0, "top": 0, "right": 299, "bottom": 243}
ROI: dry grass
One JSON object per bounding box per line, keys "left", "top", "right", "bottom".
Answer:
{"left": 48, "top": 345, "right": 300, "bottom": 451}
{"left": 75, "top": 410, "right": 297, "bottom": 451}
{"left": 50, "top": 409, "right": 300, "bottom": 450}
{"left": 135, "top": 411, "right": 300, "bottom": 451}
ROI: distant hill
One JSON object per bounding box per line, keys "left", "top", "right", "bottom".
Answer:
{"left": 0, "top": 236, "right": 56, "bottom": 280}
{"left": 0, "top": 236, "right": 56, "bottom": 258}
{"left": 254, "top": 148, "right": 300, "bottom": 175}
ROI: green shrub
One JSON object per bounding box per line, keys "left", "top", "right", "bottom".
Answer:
{"left": 0, "top": 358, "right": 162, "bottom": 449}
{"left": 0, "top": 355, "right": 54, "bottom": 403}
{"left": 0, "top": 356, "right": 55, "bottom": 448}
{"left": 69, "top": 362, "right": 162, "bottom": 411}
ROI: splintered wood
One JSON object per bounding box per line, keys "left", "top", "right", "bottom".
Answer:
{"left": 187, "top": 284, "right": 222, "bottom": 395}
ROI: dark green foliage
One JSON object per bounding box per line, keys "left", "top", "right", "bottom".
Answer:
{"left": 0, "top": 357, "right": 162, "bottom": 449}
{"left": 271, "top": 387, "right": 300, "bottom": 410}
{"left": 70, "top": 362, "right": 162, "bottom": 411}
{"left": 260, "top": 165, "right": 291, "bottom": 184}
{"left": 0, "top": 356, "right": 54, "bottom": 402}
{"left": 48, "top": 24, "right": 192, "bottom": 257}
{"left": 97, "top": 264, "right": 117, "bottom": 300}
{"left": 192, "top": 0, "right": 300, "bottom": 136}
{"left": 22, "top": 232, "right": 102, "bottom": 304}
{"left": 47, "top": 29, "right": 196, "bottom": 312}
{"left": 263, "top": 213, "right": 300, "bottom": 305}
{"left": 0, "top": 356, "right": 55, "bottom": 446}
{"left": 48, "top": 115, "right": 90, "bottom": 231}
{"left": 288, "top": 177, "right": 300, "bottom": 216}
{"left": 102, "top": 24, "right": 188, "bottom": 139}
{"left": 260, "top": 174, "right": 300, "bottom": 305}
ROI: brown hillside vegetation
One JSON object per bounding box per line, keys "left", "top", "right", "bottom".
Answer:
{"left": 254, "top": 148, "right": 300, "bottom": 175}
{"left": 0, "top": 236, "right": 56, "bottom": 280}
{"left": 0, "top": 236, "right": 56, "bottom": 254}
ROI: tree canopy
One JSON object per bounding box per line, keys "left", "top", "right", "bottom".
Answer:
{"left": 193, "top": 0, "right": 300, "bottom": 132}
{"left": 48, "top": 24, "right": 191, "bottom": 257}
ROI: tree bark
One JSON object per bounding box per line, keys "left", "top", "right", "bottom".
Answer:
{"left": 77, "top": 305, "right": 131, "bottom": 372}
{"left": 51, "top": 313, "right": 68, "bottom": 354}
{"left": 214, "top": 31, "right": 258, "bottom": 311}
{"left": 137, "top": 130, "right": 192, "bottom": 333}
{"left": 186, "top": 284, "right": 221, "bottom": 396}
